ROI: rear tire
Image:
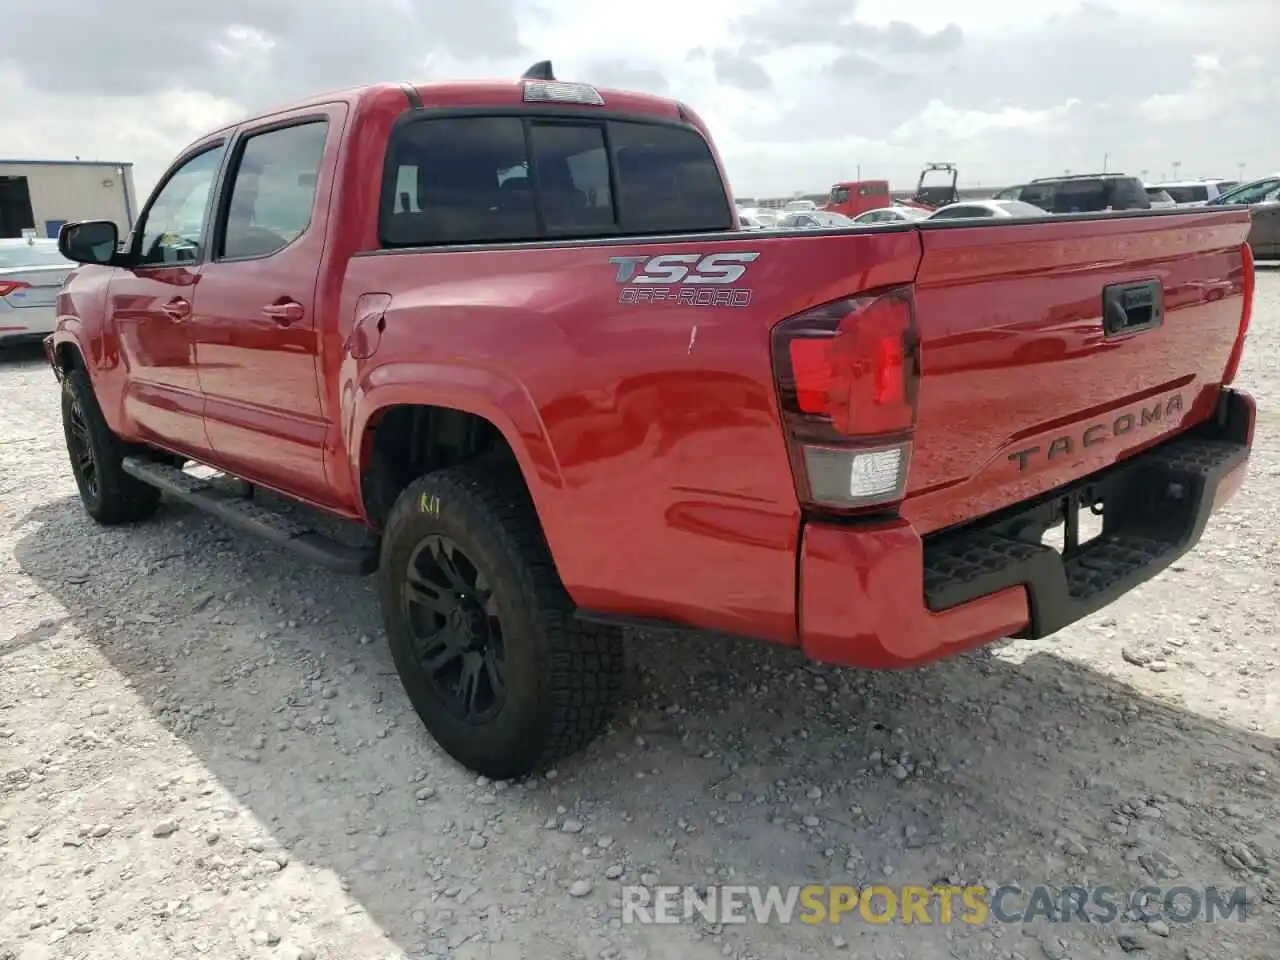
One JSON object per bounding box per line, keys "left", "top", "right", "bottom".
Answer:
{"left": 378, "top": 464, "right": 624, "bottom": 779}
{"left": 61, "top": 366, "right": 162, "bottom": 525}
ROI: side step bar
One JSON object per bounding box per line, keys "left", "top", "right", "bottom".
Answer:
{"left": 121, "top": 457, "right": 378, "bottom": 575}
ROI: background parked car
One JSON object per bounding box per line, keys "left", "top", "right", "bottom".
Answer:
{"left": 1144, "top": 186, "right": 1178, "bottom": 209}
{"left": 736, "top": 206, "right": 779, "bottom": 228}
{"left": 1207, "top": 174, "right": 1280, "bottom": 258}
{"left": 0, "top": 237, "right": 75, "bottom": 347}
{"left": 1154, "top": 179, "right": 1237, "bottom": 206}
{"left": 993, "top": 174, "right": 1150, "bottom": 213}
{"left": 850, "top": 205, "right": 931, "bottom": 225}
{"left": 777, "top": 210, "right": 856, "bottom": 229}
{"left": 927, "top": 199, "right": 1048, "bottom": 220}
{"left": 783, "top": 199, "right": 817, "bottom": 212}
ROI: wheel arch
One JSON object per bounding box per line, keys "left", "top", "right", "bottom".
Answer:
{"left": 348, "top": 365, "right": 565, "bottom": 534}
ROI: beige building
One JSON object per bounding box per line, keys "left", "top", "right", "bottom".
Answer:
{"left": 0, "top": 159, "right": 138, "bottom": 239}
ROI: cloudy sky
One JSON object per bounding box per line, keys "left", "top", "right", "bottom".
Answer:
{"left": 2, "top": 0, "right": 1275, "bottom": 198}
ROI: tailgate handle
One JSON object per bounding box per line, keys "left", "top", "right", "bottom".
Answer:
{"left": 1102, "top": 280, "right": 1163, "bottom": 337}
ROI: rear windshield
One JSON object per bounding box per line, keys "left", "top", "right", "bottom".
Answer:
{"left": 380, "top": 115, "right": 732, "bottom": 247}
{"left": 1163, "top": 185, "right": 1209, "bottom": 203}
{"left": 1045, "top": 179, "right": 1109, "bottom": 213}
{"left": 0, "top": 243, "right": 71, "bottom": 268}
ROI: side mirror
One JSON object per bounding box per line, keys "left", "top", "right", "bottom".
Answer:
{"left": 58, "top": 220, "right": 120, "bottom": 266}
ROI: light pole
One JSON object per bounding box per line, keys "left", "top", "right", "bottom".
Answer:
{"left": 1141, "top": 169, "right": 1149, "bottom": 182}
{"left": 1171, "top": 160, "right": 1181, "bottom": 180}
{"left": 1237, "top": 162, "right": 1245, "bottom": 181}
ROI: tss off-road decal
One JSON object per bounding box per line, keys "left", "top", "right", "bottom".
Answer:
{"left": 609, "top": 252, "right": 759, "bottom": 306}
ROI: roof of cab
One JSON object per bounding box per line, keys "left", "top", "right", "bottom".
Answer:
{"left": 179, "top": 63, "right": 689, "bottom": 157}
{"left": 400, "top": 59, "right": 685, "bottom": 121}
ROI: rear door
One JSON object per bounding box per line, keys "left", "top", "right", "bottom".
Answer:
{"left": 192, "top": 105, "right": 345, "bottom": 504}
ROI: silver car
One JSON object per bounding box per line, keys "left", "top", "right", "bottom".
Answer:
{"left": 1206, "top": 174, "right": 1280, "bottom": 259}
{"left": 850, "top": 205, "right": 931, "bottom": 225}
{"left": 0, "top": 238, "right": 75, "bottom": 346}
{"left": 927, "top": 199, "right": 1049, "bottom": 220}
{"left": 777, "top": 211, "right": 856, "bottom": 229}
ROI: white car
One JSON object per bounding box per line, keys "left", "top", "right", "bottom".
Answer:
{"left": 1152, "top": 179, "right": 1237, "bottom": 206}
{"left": 0, "top": 238, "right": 76, "bottom": 347}
{"left": 776, "top": 211, "right": 856, "bottom": 230}
{"left": 850, "top": 206, "right": 931, "bottom": 226}
{"left": 736, "top": 206, "right": 779, "bottom": 228}
{"left": 927, "top": 199, "right": 1048, "bottom": 220}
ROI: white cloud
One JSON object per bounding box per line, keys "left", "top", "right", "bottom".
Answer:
{"left": 0, "top": 0, "right": 1275, "bottom": 199}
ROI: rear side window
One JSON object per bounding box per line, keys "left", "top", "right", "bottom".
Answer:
{"left": 932, "top": 206, "right": 992, "bottom": 220}
{"left": 830, "top": 187, "right": 849, "bottom": 203}
{"left": 1109, "top": 178, "right": 1150, "bottom": 209}
{"left": 1047, "top": 179, "right": 1109, "bottom": 213}
{"left": 1163, "top": 185, "right": 1209, "bottom": 203}
{"left": 220, "top": 120, "right": 329, "bottom": 260}
{"left": 380, "top": 115, "right": 730, "bottom": 247}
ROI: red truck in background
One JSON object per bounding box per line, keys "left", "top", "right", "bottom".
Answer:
{"left": 46, "top": 62, "right": 1257, "bottom": 780}
{"left": 823, "top": 179, "right": 892, "bottom": 219}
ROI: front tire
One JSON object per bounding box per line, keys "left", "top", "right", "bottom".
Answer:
{"left": 378, "top": 465, "right": 624, "bottom": 779}
{"left": 61, "top": 366, "right": 162, "bottom": 525}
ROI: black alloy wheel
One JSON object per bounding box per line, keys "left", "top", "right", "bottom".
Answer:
{"left": 403, "top": 534, "right": 507, "bottom": 723}
{"left": 378, "top": 466, "right": 625, "bottom": 779}
{"left": 65, "top": 392, "right": 99, "bottom": 500}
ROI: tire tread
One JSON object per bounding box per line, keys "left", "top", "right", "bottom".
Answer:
{"left": 63, "top": 366, "right": 161, "bottom": 525}
{"left": 381, "top": 464, "right": 624, "bottom": 777}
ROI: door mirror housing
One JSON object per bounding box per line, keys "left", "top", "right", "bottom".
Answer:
{"left": 58, "top": 220, "right": 123, "bottom": 266}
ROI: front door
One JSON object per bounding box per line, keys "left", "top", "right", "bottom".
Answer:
{"left": 112, "top": 142, "right": 226, "bottom": 451}
{"left": 191, "top": 107, "right": 344, "bottom": 504}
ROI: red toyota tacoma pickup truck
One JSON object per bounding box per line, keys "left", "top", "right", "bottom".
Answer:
{"left": 45, "top": 63, "right": 1257, "bottom": 779}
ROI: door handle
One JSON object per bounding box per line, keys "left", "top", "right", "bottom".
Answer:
{"left": 162, "top": 298, "right": 191, "bottom": 321}
{"left": 262, "top": 300, "right": 304, "bottom": 325}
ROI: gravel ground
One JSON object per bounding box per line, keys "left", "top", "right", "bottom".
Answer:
{"left": 2, "top": 270, "right": 1279, "bottom": 960}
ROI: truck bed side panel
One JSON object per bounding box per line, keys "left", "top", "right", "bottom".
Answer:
{"left": 342, "top": 230, "right": 920, "bottom": 643}
{"left": 905, "top": 210, "right": 1252, "bottom": 535}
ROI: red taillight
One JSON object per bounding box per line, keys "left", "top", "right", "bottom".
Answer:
{"left": 1222, "top": 242, "right": 1254, "bottom": 386}
{"left": 787, "top": 339, "right": 833, "bottom": 414}
{"left": 772, "top": 286, "right": 921, "bottom": 511}
{"left": 0, "top": 280, "right": 30, "bottom": 298}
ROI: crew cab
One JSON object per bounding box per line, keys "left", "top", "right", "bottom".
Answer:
{"left": 45, "top": 63, "right": 1257, "bottom": 779}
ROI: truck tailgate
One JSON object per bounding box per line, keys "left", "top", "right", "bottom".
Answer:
{"left": 904, "top": 209, "right": 1253, "bottom": 535}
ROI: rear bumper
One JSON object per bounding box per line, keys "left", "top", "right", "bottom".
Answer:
{"left": 0, "top": 309, "right": 57, "bottom": 344}
{"left": 799, "top": 388, "right": 1255, "bottom": 669}
{"left": 1, "top": 331, "right": 52, "bottom": 347}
